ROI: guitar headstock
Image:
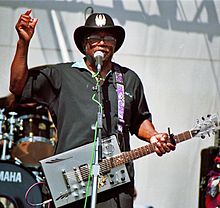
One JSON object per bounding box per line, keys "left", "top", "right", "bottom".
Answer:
{"left": 191, "top": 114, "right": 219, "bottom": 139}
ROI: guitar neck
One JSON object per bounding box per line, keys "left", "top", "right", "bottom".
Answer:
{"left": 99, "top": 130, "right": 195, "bottom": 173}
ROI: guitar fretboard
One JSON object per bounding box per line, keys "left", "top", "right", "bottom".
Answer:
{"left": 108, "top": 130, "right": 194, "bottom": 169}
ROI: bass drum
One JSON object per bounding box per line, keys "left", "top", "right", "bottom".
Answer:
{"left": 0, "top": 160, "right": 43, "bottom": 208}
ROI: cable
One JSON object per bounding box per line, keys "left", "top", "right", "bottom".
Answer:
{"left": 83, "top": 75, "right": 102, "bottom": 207}
{"left": 91, "top": 73, "right": 103, "bottom": 110}
{"left": 83, "top": 121, "right": 98, "bottom": 208}
{"left": 25, "top": 181, "right": 52, "bottom": 207}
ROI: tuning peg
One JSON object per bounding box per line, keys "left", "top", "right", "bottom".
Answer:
{"left": 167, "top": 127, "right": 175, "bottom": 145}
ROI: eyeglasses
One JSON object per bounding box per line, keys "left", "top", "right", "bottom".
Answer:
{"left": 86, "top": 35, "right": 116, "bottom": 45}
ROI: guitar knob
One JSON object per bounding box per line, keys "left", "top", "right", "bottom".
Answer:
{"left": 121, "top": 177, "right": 125, "bottom": 181}
{"left": 72, "top": 184, "right": 79, "bottom": 191}
{"left": 81, "top": 181, "right": 86, "bottom": 188}
{"left": 109, "top": 174, "right": 114, "bottom": 178}
{"left": 201, "top": 135, "right": 205, "bottom": 139}
{"left": 73, "top": 191, "right": 79, "bottom": 197}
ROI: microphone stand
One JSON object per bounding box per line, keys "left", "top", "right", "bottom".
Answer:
{"left": 90, "top": 62, "right": 103, "bottom": 208}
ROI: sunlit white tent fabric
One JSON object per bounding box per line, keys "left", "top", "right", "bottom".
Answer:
{"left": 0, "top": 1, "right": 220, "bottom": 207}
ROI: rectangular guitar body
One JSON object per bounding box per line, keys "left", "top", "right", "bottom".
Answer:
{"left": 40, "top": 135, "right": 130, "bottom": 208}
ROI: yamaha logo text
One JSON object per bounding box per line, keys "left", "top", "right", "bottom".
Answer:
{"left": 0, "top": 171, "right": 22, "bottom": 183}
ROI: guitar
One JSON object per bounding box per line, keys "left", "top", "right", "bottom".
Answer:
{"left": 40, "top": 114, "right": 219, "bottom": 208}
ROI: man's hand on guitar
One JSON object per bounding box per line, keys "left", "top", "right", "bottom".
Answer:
{"left": 150, "top": 133, "right": 176, "bottom": 156}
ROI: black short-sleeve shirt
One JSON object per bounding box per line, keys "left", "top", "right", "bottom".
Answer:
{"left": 21, "top": 62, "right": 151, "bottom": 156}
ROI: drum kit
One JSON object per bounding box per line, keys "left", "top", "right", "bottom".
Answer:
{"left": 0, "top": 106, "right": 56, "bottom": 207}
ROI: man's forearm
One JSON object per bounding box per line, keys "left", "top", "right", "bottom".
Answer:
{"left": 137, "top": 119, "right": 158, "bottom": 142}
{"left": 10, "top": 40, "right": 29, "bottom": 96}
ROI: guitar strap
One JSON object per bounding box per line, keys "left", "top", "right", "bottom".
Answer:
{"left": 113, "top": 64, "right": 125, "bottom": 145}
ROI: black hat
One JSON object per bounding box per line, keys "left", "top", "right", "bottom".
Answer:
{"left": 74, "top": 13, "right": 125, "bottom": 55}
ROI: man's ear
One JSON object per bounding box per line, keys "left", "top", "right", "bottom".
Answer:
{"left": 84, "top": 45, "right": 88, "bottom": 53}
{"left": 83, "top": 40, "right": 87, "bottom": 53}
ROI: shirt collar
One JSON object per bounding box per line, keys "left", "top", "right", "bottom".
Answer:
{"left": 71, "top": 59, "right": 89, "bottom": 70}
{"left": 71, "top": 58, "right": 112, "bottom": 77}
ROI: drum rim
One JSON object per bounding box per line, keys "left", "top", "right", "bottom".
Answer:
{"left": 19, "top": 114, "right": 51, "bottom": 122}
{"left": 15, "top": 136, "right": 54, "bottom": 145}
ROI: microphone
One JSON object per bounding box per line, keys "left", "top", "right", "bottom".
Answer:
{"left": 94, "top": 51, "right": 104, "bottom": 72}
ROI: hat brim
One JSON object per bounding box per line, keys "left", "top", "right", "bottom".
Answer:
{"left": 74, "top": 26, "right": 125, "bottom": 55}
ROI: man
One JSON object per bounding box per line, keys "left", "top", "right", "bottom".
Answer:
{"left": 10, "top": 10, "right": 176, "bottom": 208}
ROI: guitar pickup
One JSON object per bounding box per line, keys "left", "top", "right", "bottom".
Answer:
{"left": 62, "top": 169, "right": 70, "bottom": 189}
{"left": 79, "top": 164, "right": 90, "bottom": 182}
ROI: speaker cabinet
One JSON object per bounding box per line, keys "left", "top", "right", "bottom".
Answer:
{"left": 199, "top": 147, "right": 220, "bottom": 208}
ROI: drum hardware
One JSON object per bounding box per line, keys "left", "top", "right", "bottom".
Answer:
{"left": 0, "top": 133, "right": 11, "bottom": 161}
{"left": 0, "top": 109, "right": 5, "bottom": 141}
{"left": 0, "top": 108, "right": 7, "bottom": 160}
{"left": 50, "top": 124, "right": 57, "bottom": 147}
{"left": 8, "top": 112, "right": 17, "bottom": 149}
{"left": 0, "top": 110, "right": 17, "bottom": 161}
